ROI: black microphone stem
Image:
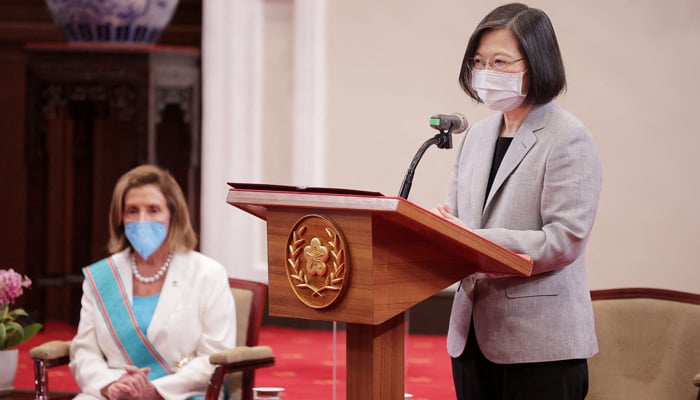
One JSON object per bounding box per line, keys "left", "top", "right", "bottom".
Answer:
{"left": 398, "top": 130, "right": 451, "bottom": 199}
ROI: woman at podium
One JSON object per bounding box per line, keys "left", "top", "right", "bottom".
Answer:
{"left": 434, "top": 3, "right": 602, "bottom": 400}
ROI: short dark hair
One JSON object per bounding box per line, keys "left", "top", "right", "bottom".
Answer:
{"left": 458, "top": 3, "right": 566, "bottom": 105}
{"left": 108, "top": 164, "right": 197, "bottom": 254}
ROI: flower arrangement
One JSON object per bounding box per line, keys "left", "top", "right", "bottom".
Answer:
{"left": 0, "top": 268, "right": 42, "bottom": 350}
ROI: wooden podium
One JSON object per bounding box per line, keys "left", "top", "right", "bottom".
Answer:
{"left": 226, "top": 184, "right": 532, "bottom": 399}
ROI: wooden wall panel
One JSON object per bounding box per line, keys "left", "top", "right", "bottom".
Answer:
{"left": 0, "top": 0, "right": 202, "bottom": 322}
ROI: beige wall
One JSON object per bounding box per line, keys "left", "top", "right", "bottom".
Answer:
{"left": 255, "top": 0, "right": 700, "bottom": 292}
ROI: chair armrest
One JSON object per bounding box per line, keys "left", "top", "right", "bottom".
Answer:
{"left": 693, "top": 372, "right": 700, "bottom": 387}
{"left": 29, "top": 340, "right": 72, "bottom": 364}
{"left": 30, "top": 340, "right": 72, "bottom": 399}
{"left": 206, "top": 346, "right": 275, "bottom": 400}
{"left": 210, "top": 345, "right": 274, "bottom": 367}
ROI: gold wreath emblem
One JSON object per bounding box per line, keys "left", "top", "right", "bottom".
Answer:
{"left": 286, "top": 215, "right": 349, "bottom": 309}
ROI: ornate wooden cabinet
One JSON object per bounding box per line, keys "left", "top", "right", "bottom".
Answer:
{"left": 25, "top": 42, "right": 201, "bottom": 323}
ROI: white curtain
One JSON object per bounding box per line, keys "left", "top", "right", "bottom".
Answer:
{"left": 200, "top": 0, "right": 266, "bottom": 281}
{"left": 200, "top": 0, "right": 327, "bottom": 281}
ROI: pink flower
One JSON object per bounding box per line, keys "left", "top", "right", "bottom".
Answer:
{"left": 1, "top": 267, "right": 40, "bottom": 350}
{"left": 0, "top": 268, "right": 32, "bottom": 306}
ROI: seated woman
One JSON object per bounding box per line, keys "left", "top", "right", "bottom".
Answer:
{"left": 69, "top": 164, "right": 236, "bottom": 400}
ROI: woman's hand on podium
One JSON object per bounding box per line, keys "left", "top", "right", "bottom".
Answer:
{"left": 432, "top": 203, "right": 471, "bottom": 230}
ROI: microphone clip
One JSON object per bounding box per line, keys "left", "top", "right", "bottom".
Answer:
{"left": 429, "top": 113, "right": 467, "bottom": 149}
{"left": 397, "top": 115, "right": 465, "bottom": 198}
{"left": 432, "top": 128, "right": 454, "bottom": 149}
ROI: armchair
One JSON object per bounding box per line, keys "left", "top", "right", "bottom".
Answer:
{"left": 29, "top": 277, "right": 274, "bottom": 400}
{"left": 588, "top": 288, "right": 700, "bottom": 400}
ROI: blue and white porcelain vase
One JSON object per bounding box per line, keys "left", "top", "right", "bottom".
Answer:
{"left": 45, "top": 0, "right": 180, "bottom": 43}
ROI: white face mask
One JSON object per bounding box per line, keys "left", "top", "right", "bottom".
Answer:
{"left": 472, "top": 69, "right": 526, "bottom": 112}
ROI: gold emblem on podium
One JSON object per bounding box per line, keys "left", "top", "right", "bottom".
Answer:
{"left": 285, "top": 215, "right": 349, "bottom": 309}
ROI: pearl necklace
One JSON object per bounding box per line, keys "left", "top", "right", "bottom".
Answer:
{"left": 130, "top": 252, "right": 173, "bottom": 284}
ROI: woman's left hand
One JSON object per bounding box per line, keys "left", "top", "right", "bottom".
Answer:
{"left": 433, "top": 203, "right": 470, "bottom": 230}
{"left": 112, "top": 366, "right": 163, "bottom": 400}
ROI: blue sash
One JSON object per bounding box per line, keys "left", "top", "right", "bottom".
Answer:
{"left": 83, "top": 257, "right": 173, "bottom": 379}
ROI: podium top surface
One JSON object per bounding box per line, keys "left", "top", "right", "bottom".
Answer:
{"left": 228, "top": 182, "right": 383, "bottom": 197}
{"left": 226, "top": 183, "right": 533, "bottom": 278}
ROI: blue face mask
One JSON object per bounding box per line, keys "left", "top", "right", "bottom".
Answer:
{"left": 124, "top": 221, "right": 167, "bottom": 259}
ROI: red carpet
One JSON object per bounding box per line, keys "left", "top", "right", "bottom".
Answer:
{"left": 15, "top": 321, "right": 455, "bottom": 399}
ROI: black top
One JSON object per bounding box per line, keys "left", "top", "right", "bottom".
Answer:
{"left": 485, "top": 137, "right": 513, "bottom": 204}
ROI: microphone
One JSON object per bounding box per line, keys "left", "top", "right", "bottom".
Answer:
{"left": 429, "top": 113, "right": 469, "bottom": 134}
{"left": 398, "top": 113, "right": 469, "bottom": 199}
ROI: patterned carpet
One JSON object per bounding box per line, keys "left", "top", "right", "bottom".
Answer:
{"left": 14, "top": 321, "right": 455, "bottom": 399}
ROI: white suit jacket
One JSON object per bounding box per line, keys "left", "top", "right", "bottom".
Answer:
{"left": 446, "top": 102, "right": 602, "bottom": 363}
{"left": 69, "top": 249, "right": 236, "bottom": 400}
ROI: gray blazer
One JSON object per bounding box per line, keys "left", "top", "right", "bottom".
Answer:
{"left": 445, "top": 102, "right": 602, "bottom": 363}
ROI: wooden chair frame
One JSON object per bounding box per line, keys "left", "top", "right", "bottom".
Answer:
{"left": 590, "top": 287, "right": 700, "bottom": 400}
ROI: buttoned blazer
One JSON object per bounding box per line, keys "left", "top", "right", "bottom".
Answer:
{"left": 70, "top": 249, "right": 236, "bottom": 400}
{"left": 445, "top": 102, "right": 602, "bottom": 363}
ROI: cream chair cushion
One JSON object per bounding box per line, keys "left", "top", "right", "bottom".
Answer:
{"left": 226, "top": 287, "right": 253, "bottom": 400}
{"left": 588, "top": 296, "right": 700, "bottom": 400}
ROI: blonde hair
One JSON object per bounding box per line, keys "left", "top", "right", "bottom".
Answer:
{"left": 107, "top": 164, "right": 197, "bottom": 253}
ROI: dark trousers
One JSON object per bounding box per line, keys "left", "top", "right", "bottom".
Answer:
{"left": 451, "top": 322, "right": 589, "bottom": 400}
